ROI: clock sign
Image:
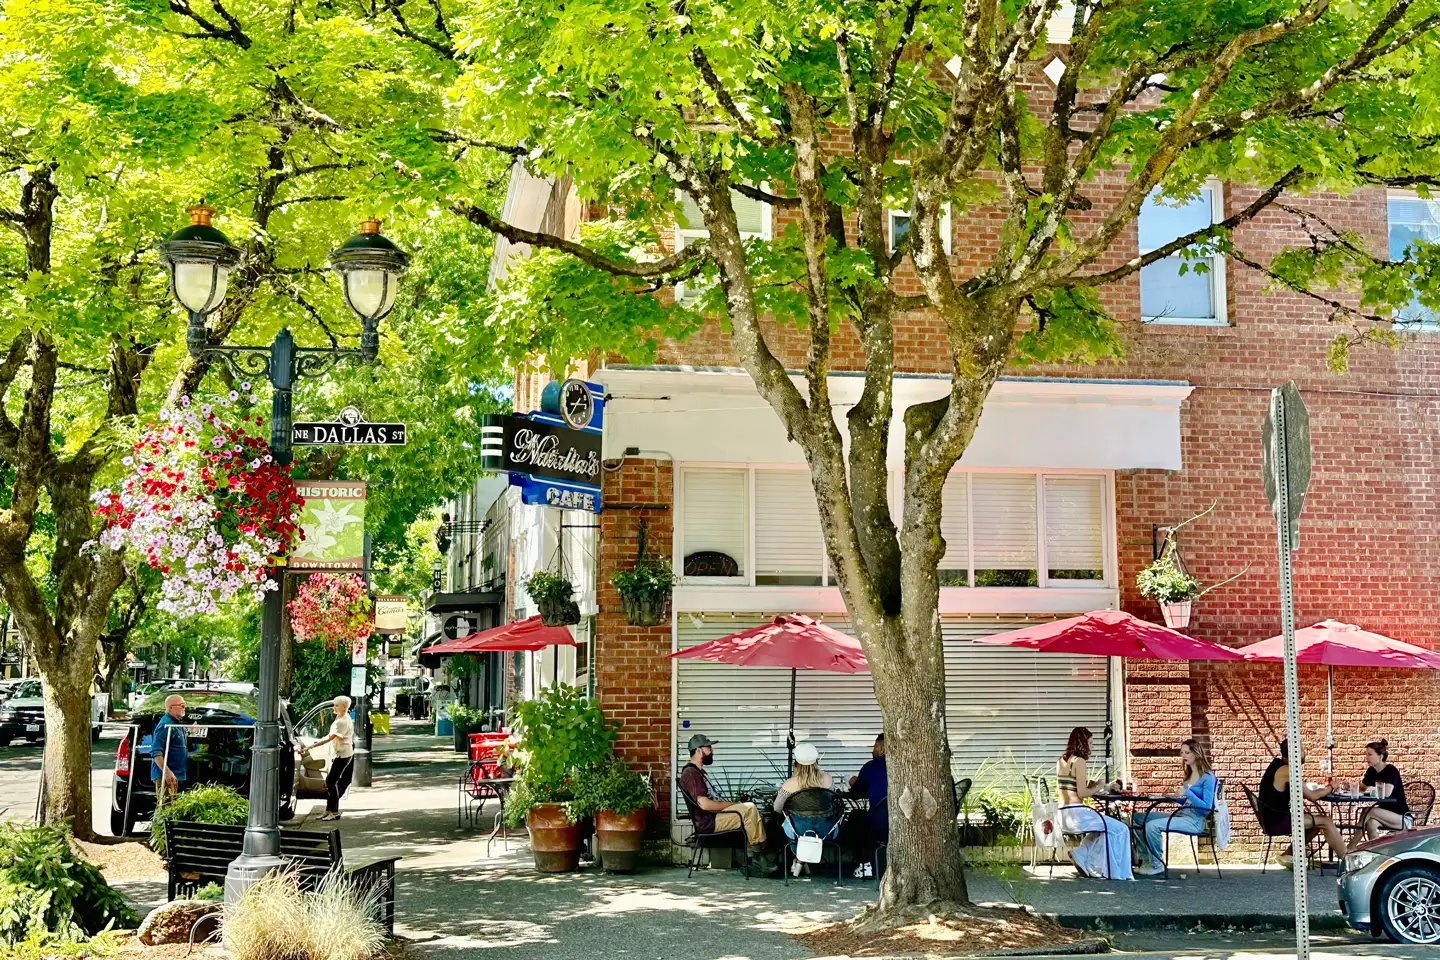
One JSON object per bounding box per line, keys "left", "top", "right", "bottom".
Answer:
{"left": 559, "top": 378, "right": 595, "bottom": 430}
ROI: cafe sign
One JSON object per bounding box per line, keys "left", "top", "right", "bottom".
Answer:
{"left": 481, "top": 379, "right": 605, "bottom": 513}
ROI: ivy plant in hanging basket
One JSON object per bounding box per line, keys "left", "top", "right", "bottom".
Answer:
{"left": 1136, "top": 557, "right": 1201, "bottom": 629}
{"left": 524, "top": 570, "right": 581, "bottom": 626}
{"left": 611, "top": 557, "right": 675, "bottom": 627}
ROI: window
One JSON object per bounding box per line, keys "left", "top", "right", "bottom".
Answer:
{"left": 676, "top": 189, "right": 772, "bottom": 302}
{"left": 1044, "top": 477, "right": 1104, "bottom": 581}
{"left": 938, "top": 472, "right": 969, "bottom": 586}
{"left": 754, "top": 470, "right": 824, "bottom": 586}
{"left": 1387, "top": 194, "right": 1440, "bottom": 327}
{"left": 889, "top": 205, "right": 953, "bottom": 255}
{"left": 972, "top": 474, "right": 1039, "bottom": 586}
{"left": 680, "top": 469, "right": 748, "bottom": 578}
{"left": 1139, "top": 183, "right": 1227, "bottom": 324}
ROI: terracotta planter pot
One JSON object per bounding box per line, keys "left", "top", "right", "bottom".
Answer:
{"left": 595, "top": 808, "right": 649, "bottom": 873}
{"left": 526, "top": 803, "right": 583, "bottom": 873}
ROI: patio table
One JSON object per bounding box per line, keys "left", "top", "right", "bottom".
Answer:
{"left": 1092, "top": 792, "right": 1181, "bottom": 828}
{"left": 1318, "top": 791, "right": 1377, "bottom": 852}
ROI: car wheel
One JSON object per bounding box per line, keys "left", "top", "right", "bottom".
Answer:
{"left": 1378, "top": 864, "right": 1440, "bottom": 944}
{"left": 91, "top": 726, "right": 102, "bottom": 744}
{"left": 0, "top": 736, "right": 10, "bottom": 748}
{"left": 110, "top": 803, "right": 137, "bottom": 838}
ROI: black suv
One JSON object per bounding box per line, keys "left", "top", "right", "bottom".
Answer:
{"left": 110, "top": 687, "right": 330, "bottom": 836}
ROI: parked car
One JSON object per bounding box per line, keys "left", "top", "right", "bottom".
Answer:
{"left": 109, "top": 686, "right": 331, "bottom": 836}
{"left": 1338, "top": 825, "right": 1440, "bottom": 943}
{"left": 0, "top": 679, "right": 107, "bottom": 747}
{"left": 0, "top": 678, "right": 23, "bottom": 704}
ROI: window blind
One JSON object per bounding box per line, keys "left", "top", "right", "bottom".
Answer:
{"left": 1044, "top": 477, "right": 1104, "bottom": 581}
{"left": 754, "top": 470, "right": 823, "bottom": 585}
{"left": 680, "top": 191, "right": 768, "bottom": 237}
{"left": 681, "top": 470, "right": 748, "bottom": 576}
{"left": 939, "top": 471, "right": 970, "bottom": 585}
{"left": 972, "top": 474, "right": 1037, "bottom": 580}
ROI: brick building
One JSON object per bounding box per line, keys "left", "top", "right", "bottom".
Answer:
{"left": 440, "top": 68, "right": 1440, "bottom": 850}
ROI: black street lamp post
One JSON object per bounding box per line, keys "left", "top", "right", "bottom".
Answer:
{"left": 158, "top": 206, "right": 407, "bottom": 901}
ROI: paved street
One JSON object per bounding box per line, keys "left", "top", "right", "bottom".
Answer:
{"left": 0, "top": 722, "right": 1433, "bottom": 959}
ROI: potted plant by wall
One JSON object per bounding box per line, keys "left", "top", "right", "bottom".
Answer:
{"left": 571, "top": 758, "right": 654, "bottom": 873}
{"left": 448, "top": 704, "right": 487, "bottom": 753}
{"left": 611, "top": 557, "right": 675, "bottom": 627}
{"left": 1137, "top": 556, "right": 1201, "bottom": 628}
{"left": 500, "top": 683, "right": 615, "bottom": 872}
{"left": 523, "top": 570, "right": 581, "bottom": 626}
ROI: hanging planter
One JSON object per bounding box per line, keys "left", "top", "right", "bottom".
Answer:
{"left": 289, "top": 574, "right": 374, "bottom": 650}
{"left": 523, "top": 571, "right": 581, "bottom": 626}
{"left": 612, "top": 558, "right": 675, "bottom": 627}
{"left": 93, "top": 390, "right": 302, "bottom": 617}
{"left": 1160, "top": 600, "right": 1193, "bottom": 629}
{"left": 1137, "top": 554, "right": 1200, "bottom": 628}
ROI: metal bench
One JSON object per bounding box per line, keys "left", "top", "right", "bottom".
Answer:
{"left": 164, "top": 821, "right": 399, "bottom": 934}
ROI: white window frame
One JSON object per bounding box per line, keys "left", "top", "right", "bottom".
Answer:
{"left": 888, "top": 203, "right": 952, "bottom": 256}
{"left": 674, "top": 463, "right": 1114, "bottom": 591}
{"left": 1386, "top": 189, "right": 1440, "bottom": 330}
{"left": 675, "top": 186, "right": 774, "bottom": 302}
{"left": 1140, "top": 179, "right": 1228, "bottom": 326}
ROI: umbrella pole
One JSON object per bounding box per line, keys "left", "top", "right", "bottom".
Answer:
{"left": 788, "top": 668, "right": 797, "bottom": 770}
{"left": 1327, "top": 665, "right": 1334, "bottom": 778}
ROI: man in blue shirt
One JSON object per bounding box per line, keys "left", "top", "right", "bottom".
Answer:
{"left": 849, "top": 733, "right": 887, "bottom": 875}
{"left": 151, "top": 694, "right": 189, "bottom": 800}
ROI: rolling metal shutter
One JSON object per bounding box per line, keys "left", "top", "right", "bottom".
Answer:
{"left": 673, "top": 613, "right": 1108, "bottom": 807}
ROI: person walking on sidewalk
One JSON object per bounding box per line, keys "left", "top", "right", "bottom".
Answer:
{"left": 314, "top": 695, "right": 356, "bottom": 821}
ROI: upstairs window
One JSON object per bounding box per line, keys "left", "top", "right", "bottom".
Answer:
{"left": 754, "top": 470, "right": 824, "bottom": 586}
{"left": 676, "top": 189, "right": 771, "bottom": 303}
{"left": 679, "top": 469, "right": 748, "bottom": 579}
{"left": 972, "top": 474, "right": 1039, "bottom": 587}
{"left": 889, "top": 205, "right": 953, "bottom": 255}
{"left": 1387, "top": 193, "right": 1440, "bottom": 328}
{"left": 1139, "top": 184, "right": 1227, "bottom": 325}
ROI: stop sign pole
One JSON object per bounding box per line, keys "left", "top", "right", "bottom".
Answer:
{"left": 1263, "top": 381, "right": 1313, "bottom": 960}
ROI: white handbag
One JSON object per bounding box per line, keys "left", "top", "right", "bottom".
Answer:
{"left": 795, "top": 831, "right": 824, "bottom": 863}
{"left": 1031, "top": 779, "right": 1064, "bottom": 849}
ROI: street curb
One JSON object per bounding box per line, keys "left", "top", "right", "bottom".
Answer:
{"left": 970, "top": 936, "right": 1112, "bottom": 956}
{"left": 1052, "top": 913, "right": 1350, "bottom": 932}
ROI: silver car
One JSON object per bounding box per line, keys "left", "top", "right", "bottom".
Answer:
{"left": 1338, "top": 826, "right": 1440, "bottom": 943}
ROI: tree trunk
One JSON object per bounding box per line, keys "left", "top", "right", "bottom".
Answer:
{"left": 40, "top": 662, "right": 95, "bottom": 837}
{"left": 866, "top": 615, "right": 968, "bottom": 913}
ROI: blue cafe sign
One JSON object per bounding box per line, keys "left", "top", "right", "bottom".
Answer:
{"left": 480, "top": 379, "right": 605, "bottom": 513}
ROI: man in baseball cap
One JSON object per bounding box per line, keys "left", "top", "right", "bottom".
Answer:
{"left": 677, "top": 733, "right": 767, "bottom": 853}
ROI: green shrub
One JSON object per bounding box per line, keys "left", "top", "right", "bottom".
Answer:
{"left": 447, "top": 703, "right": 487, "bottom": 730}
{"left": 150, "top": 784, "right": 249, "bottom": 859}
{"left": 501, "top": 684, "right": 615, "bottom": 825}
{"left": 0, "top": 822, "right": 137, "bottom": 945}
{"left": 195, "top": 882, "right": 225, "bottom": 902}
{"left": 569, "top": 758, "right": 654, "bottom": 820}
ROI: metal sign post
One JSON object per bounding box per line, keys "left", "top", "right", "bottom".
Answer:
{"left": 1263, "top": 381, "right": 1313, "bottom": 960}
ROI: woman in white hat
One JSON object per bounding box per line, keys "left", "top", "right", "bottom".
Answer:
{"left": 775, "top": 742, "right": 841, "bottom": 876}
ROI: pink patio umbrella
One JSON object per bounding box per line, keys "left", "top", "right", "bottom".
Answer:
{"left": 975, "top": 610, "right": 1244, "bottom": 768}
{"left": 1237, "top": 620, "right": 1440, "bottom": 770}
{"left": 668, "top": 614, "right": 868, "bottom": 766}
{"left": 427, "top": 615, "right": 578, "bottom": 654}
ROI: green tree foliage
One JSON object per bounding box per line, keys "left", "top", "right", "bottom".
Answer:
{"left": 423, "top": 0, "right": 1440, "bottom": 912}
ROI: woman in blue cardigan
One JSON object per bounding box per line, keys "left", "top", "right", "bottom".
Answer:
{"left": 1134, "top": 738, "right": 1217, "bottom": 876}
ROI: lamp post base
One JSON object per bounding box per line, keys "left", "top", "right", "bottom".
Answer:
{"left": 223, "top": 852, "right": 287, "bottom": 903}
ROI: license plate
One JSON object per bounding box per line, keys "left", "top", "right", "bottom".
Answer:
{"left": 189, "top": 726, "right": 207, "bottom": 739}
{"left": 24, "top": 724, "right": 39, "bottom": 733}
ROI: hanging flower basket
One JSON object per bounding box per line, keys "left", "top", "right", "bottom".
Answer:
{"left": 536, "top": 596, "right": 582, "bottom": 627}
{"left": 524, "top": 571, "right": 581, "bottom": 626}
{"left": 620, "top": 593, "right": 667, "bottom": 627}
{"left": 289, "top": 573, "right": 374, "bottom": 650}
{"left": 93, "top": 389, "right": 302, "bottom": 617}
{"left": 1160, "top": 601, "right": 1193, "bottom": 629}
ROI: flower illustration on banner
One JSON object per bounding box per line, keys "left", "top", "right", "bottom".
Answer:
{"left": 296, "top": 498, "right": 363, "bottom": 561}
{"left": 91, "top": 394, "right": 302, "bottom": 617}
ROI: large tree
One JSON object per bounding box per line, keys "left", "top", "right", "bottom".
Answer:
{"left": 436, "top": 0, "right": 1440, "bottom": 913}
{"left": 0, "top": 0, "right": 508, "bottom": 836}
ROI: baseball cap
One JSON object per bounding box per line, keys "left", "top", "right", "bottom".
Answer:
{"left": 793, "top": 742, "right": 820, "bottom": 765}
{"left": 687, "top": 734, "right": 717, "bottom": 751}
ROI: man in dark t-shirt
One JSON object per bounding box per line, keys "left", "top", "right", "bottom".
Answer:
{"left": 1259, "top": 739, "right": 1347, "bottom": 864}
{"left": 677, "top": 734, "right": 765, "bottom": 848}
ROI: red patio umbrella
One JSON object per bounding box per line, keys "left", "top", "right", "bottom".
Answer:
{"left": 668, "top": 614, "right": 868, "bottom": 766}
{"left": 1237, "top": 620, "right": 1440, "bottom": 770}
{"left": 427, "top": 615, "right": 578, "bottom": 655}
{"left": 972, "top": 609, "right": 1246, "bottom": 661}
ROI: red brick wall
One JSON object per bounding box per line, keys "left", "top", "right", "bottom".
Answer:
{"left": 597, "top": 145, "right": 1440, "bottom": 846}
{"left": 595, "top": 459, "right": 675, "bottom": 817}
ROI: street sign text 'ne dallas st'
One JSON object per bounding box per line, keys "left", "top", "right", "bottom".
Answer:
{"left": 293, "top": 406, "right": 406, "bottom": 446}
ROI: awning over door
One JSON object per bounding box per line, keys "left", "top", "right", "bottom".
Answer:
{"left": 599, "top": 367, "right": 1193, "bottom": 471}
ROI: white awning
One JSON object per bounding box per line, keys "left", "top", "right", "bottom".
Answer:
{"left": 597, "top": 367, "right": 1192, "bottom": 471}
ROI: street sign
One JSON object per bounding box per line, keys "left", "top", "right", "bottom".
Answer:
{"left": 1263, "top": 381, "right": 1314, "bottom": 960}
{"left": 293, "top": 406, "right": 406, "bottom": 446}
{"left": 1263, "top": 381, "right": 1311, "bottom": 552}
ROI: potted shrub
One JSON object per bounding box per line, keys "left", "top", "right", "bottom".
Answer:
{"left": 500, "top": 684, "right": 615, "bottom": 872}
{"left": 448, "top": 704, "right": 487, "bottom": 753}
{"left": 523, "top": 571, "right": 581, "bottom": 626}
{"left": 1137, "top": 556, "right": 1201, "bottom": 628}
{"left": 611, "top": 557, "right": 674, "bottom": 627}
{"left": 571, "top": 758, "right": 654, "bottom": 873}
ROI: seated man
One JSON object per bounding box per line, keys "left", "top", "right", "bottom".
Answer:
{"left": 848, "top": 733, "right": 887, "bottom": 877}
{"left": 677, "top": 734, "right": 766, "bottom": 851}
{"left": 1260, "top": 738, "right": 1346, "bottom": 865}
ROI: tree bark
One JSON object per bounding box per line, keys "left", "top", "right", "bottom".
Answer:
{"left": 39, "top": 658, "right": 95, "bottom": 831}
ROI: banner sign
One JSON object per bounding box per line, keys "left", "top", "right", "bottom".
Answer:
{"left": 481, "top": 379, "right": 605, "bottom": 514}
{"left": 374, "top": 596, "right": 408, "bottom": 635}
{"left": 291, "top": 481, "right": 366, "bottom": 570}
